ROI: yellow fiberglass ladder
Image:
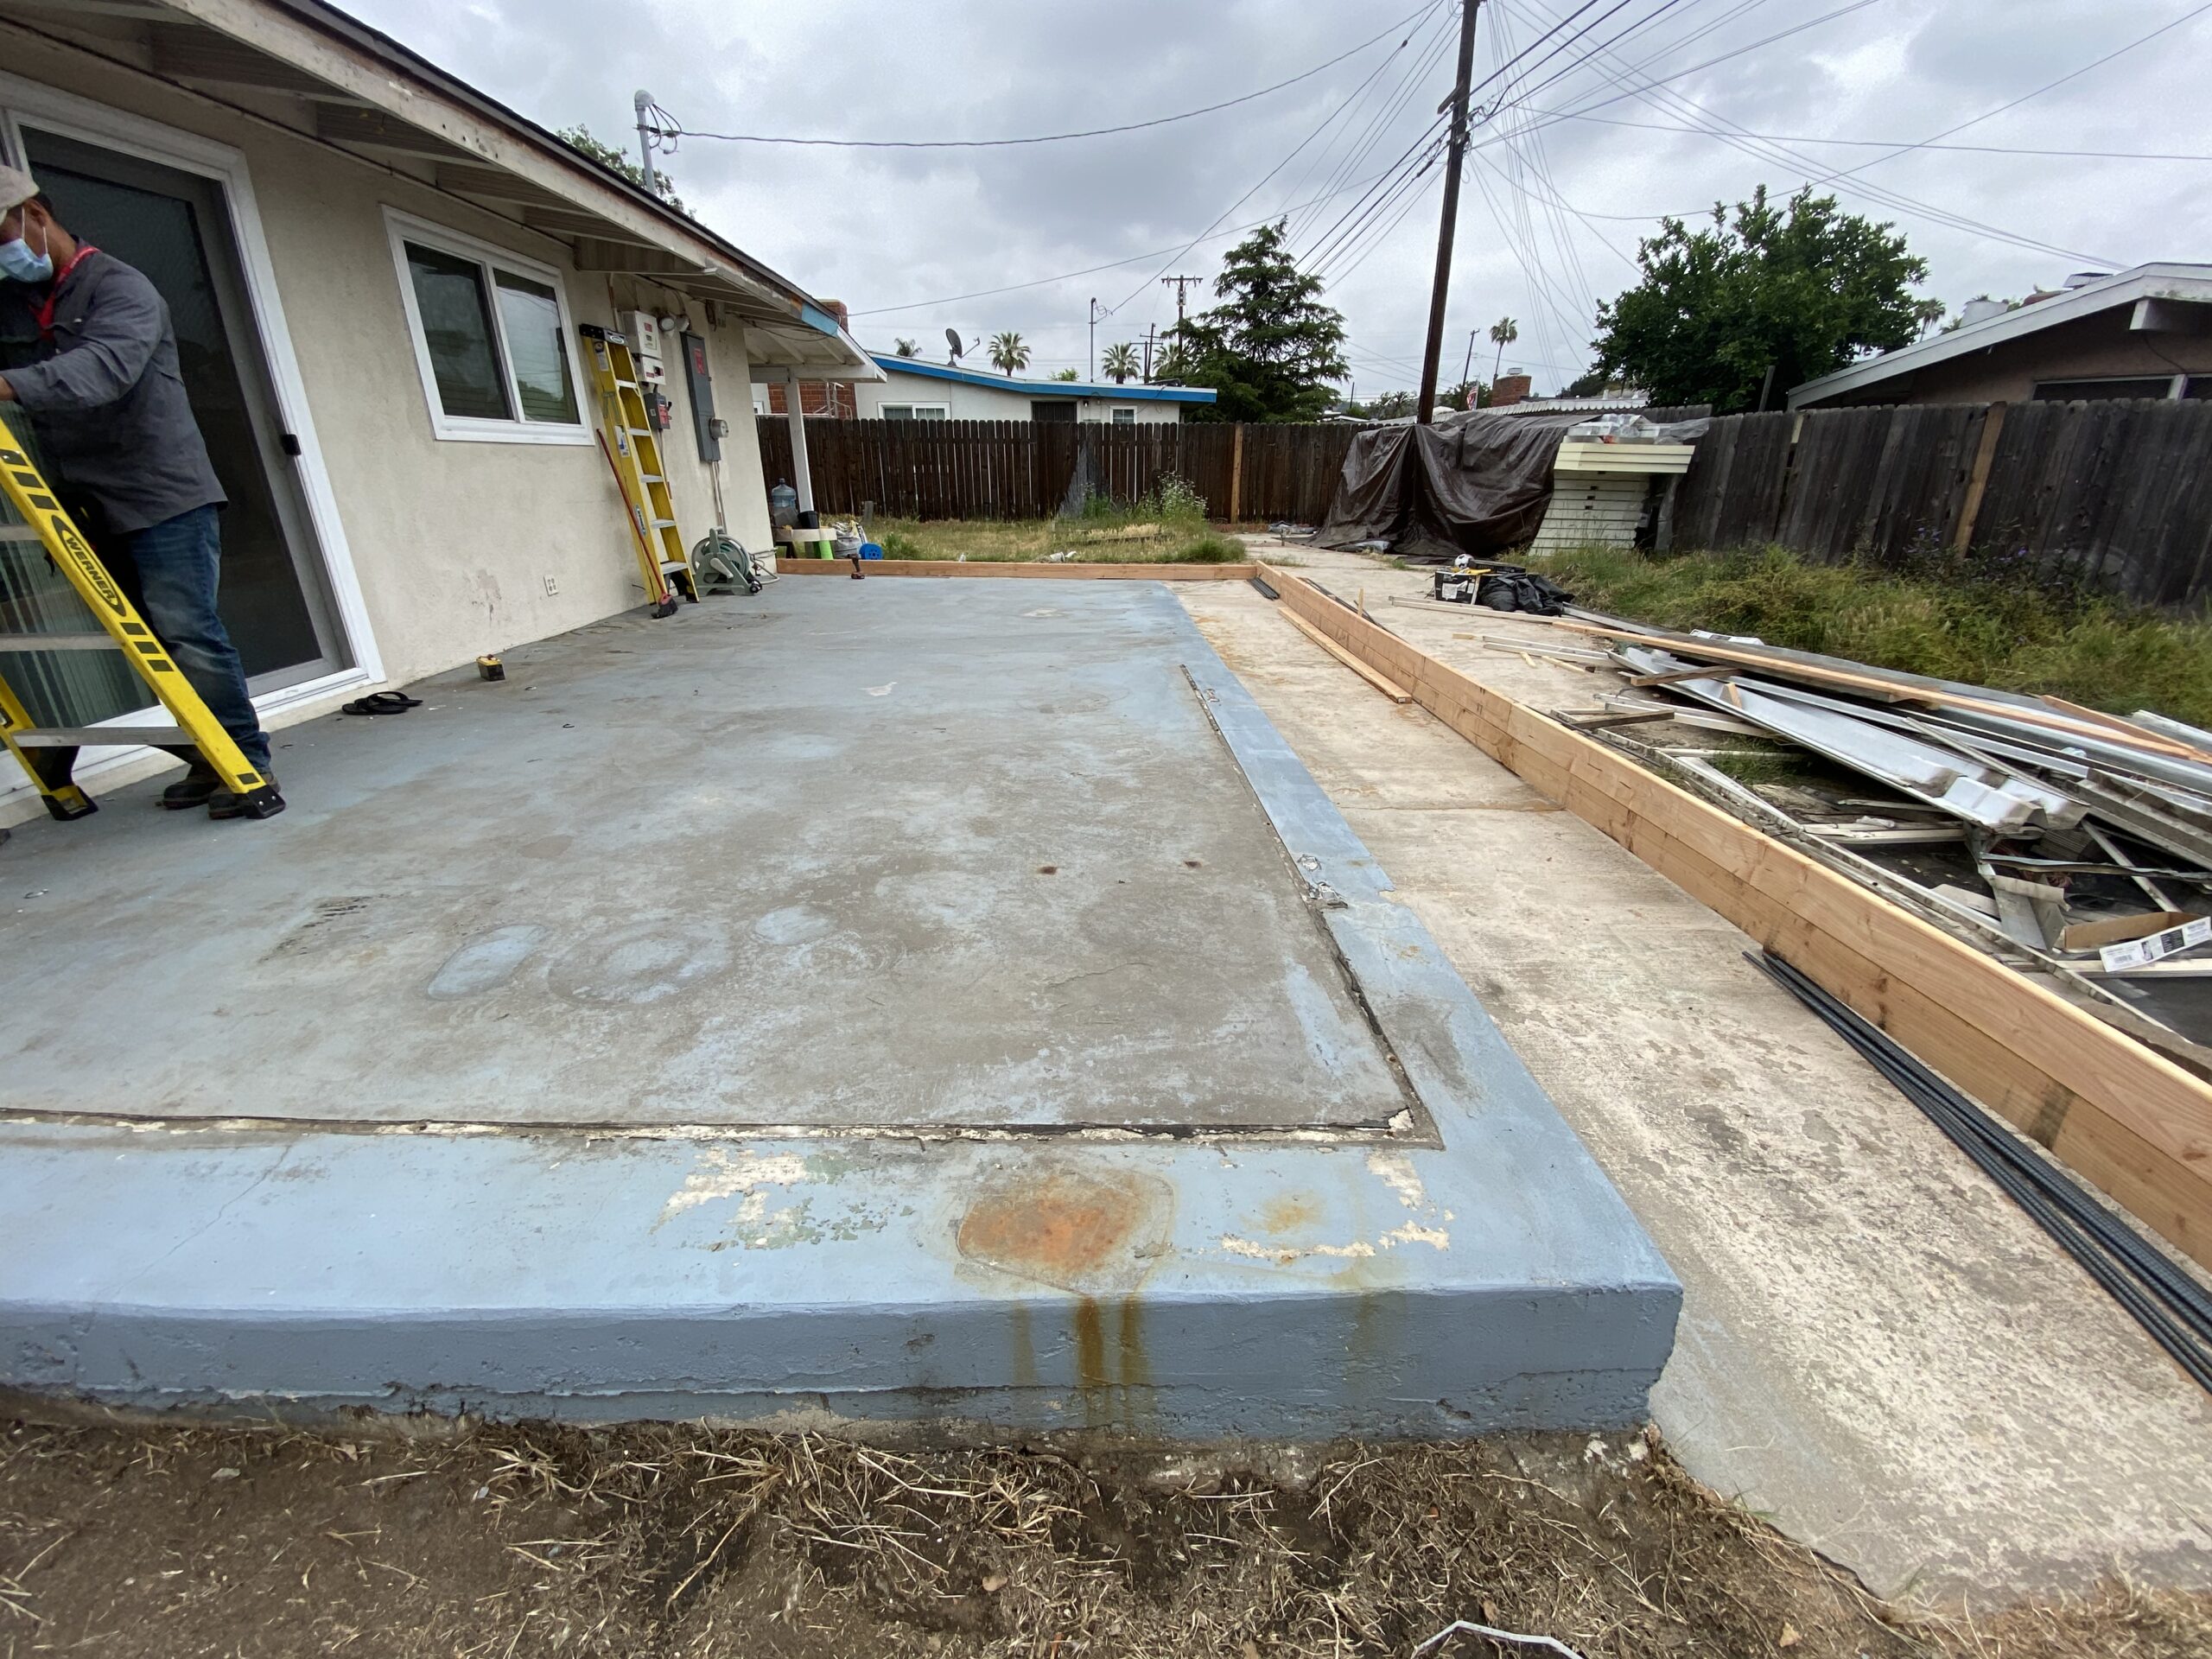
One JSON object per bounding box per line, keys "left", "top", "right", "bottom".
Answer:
{"left": 0, "top": 410, "right": 283, "bottom": 822}
{"left": 580, "top": 324, "right": 693, "bottom": 620}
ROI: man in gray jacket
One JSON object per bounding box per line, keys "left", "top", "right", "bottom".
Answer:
{"left": 0, "top": 163, "right": 277, "bottom": 818}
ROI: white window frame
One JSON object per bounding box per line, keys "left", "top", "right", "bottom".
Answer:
{"left": 1111, "top": 406, "right": 1138, "bottom": 425}
{"left": 384, "top": 208, "right": 590, "bottom": 446}
{"left": 879, "top": 402, "right": 950, "bottom": 421}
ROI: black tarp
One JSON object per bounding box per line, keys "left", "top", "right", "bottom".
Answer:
{"left": 1314, "top": 407, "right": 1711, "bottom": 563}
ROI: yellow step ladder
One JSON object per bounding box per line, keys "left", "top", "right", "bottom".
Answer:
{"left": 579, "top": 324, "right": 693, "bottom": 619}
{"left": 0, "top": 410, "right": 283, "bottom": 821}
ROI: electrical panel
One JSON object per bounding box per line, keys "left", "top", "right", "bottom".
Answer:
{"left": 679, "top": 331, "right": 720, "bottom": 462}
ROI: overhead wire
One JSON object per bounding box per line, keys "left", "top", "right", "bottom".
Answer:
{"left": 654, "top": 3, "right": 1441, "bottom": 149}
{"left": 1101, "top": 5, "right": 1460, "bottom": 321}
{"left": 849, "top": 156, "right": 1434, "bottom": 317}
{"left": 1806, "top": 0, "right": 2212, "bottom": 186}
{"left": 1284, "top": 7, "right": 1464, "bottom": 248}
{"left": 1296, "top": 0, "right": 1637, "bottom": 279}
{"left": 1526, "top": 108, "right": 2212, "bottom": 164}
{"left": 1277, "top": 0, "right": 1459, "bottom": 238}
{"left": 1487, "top": 0, "right": 2125, "bottom": 267}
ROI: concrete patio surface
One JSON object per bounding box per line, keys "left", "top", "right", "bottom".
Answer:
{"left": 0, "top": 577, "right": 1676, "bottom": 1434}
{"left": 5, "top": 580, "right": 1405, "bottom": 1132}
{"left": 1181, "top": 546, "right": 2212, "bottom": 1605}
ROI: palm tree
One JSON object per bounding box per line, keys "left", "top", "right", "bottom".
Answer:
{"left": 988, "top": 331, "right": 1031, "bottom": 377}
{"left": 1489, "top": 315, "right": 1520, "bottom": 385}
{"left": 893, "top": 338, "right": 919, "bottom": 358}
{"left": 1101, "top": 342, "right": 1139, "bottom": 385}
{"left": 1153, "top": 342, "right": 1192, "bottom": 385}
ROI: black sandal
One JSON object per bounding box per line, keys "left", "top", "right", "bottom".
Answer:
{"left": 340, "top": 691, "right": 423, "bottom": 716}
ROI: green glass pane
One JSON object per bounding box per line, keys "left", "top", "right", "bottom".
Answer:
{"left": 405, "top": 243, "right": 510, "bottom": 421}
{"left": 494, "top": 270, "right": 580, "bottom": 424}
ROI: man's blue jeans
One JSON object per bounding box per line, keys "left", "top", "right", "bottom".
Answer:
{"left": 119, "top": 505, "right": 272, "bottom": 774}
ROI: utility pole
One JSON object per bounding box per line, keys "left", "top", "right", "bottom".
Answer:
{"left": 1416, "top": 0, "right": 1481, "bottom": 423}
{"left": 1161, "top": 274, "right": 1202, "bottom": 338}
{"left": 1460, "top": 327, "right": 1479, "bottom": 392}
{"left": 1090, "top": 297, "right": 1108, "bottom": 383}
{"left": 633, "top": 89, "right": 658, "bottom": 199}
{"left": 1142, "top": 322, "right": 1156, "bottom": 384}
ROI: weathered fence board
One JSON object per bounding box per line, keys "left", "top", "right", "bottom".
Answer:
{"left": 1672, "top": 399, "right": 2212, "bottom": 610}
{"left": 758, "top": 419, "right": 1355, "bottom": 524}
{"left": 759, "top": 404, "right": 2212, "bottom": 608}
{"left": 1673, "top": 412, "right": 1794, "bottom": 548}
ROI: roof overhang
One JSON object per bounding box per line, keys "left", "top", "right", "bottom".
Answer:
{"left": 871, "top": 355, "right": 1218, "bottom": 403}
{"left": 1789, "top": 264, "right": 2212, "bottom": 408}
{"left": 0, "top": 0, "right": 875, "bottom": 378}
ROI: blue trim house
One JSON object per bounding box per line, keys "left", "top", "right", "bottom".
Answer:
{"left": 857, "top": 354, "right": 1216, "bottom": 424}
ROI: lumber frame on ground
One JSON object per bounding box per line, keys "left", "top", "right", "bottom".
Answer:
{"left": 774, "top": 557, "right": 1257, "bottom": 581}
{"left": 1255, "top": 563, "right": 2212, "bottom": 1270}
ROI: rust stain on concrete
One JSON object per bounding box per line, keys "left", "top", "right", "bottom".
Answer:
{"left": 956, "top": 1165, "right": 1173, "bottom": 1294}
{"left": 1261, "top": 1193, "right": 1321, "bottom": 1235}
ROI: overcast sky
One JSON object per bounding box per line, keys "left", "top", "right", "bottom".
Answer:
{"left": 343, "top": 0, "right": 2212, "bottom": 395}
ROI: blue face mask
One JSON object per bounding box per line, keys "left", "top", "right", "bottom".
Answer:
{"left": 0, "top": 223, "right": 53, "bottom": 283}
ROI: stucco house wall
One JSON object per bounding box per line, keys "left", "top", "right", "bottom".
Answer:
{"left": 1799, "top": 306, "right": 2212, "bottom": 409}
{"left": 1790, "top": 267, "right": 2212, "bottom": 410}
{"left": 3, "top": 22, "right": 774, "bottom": 701}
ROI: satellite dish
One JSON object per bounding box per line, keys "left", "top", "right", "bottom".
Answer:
{"left": 945, "top": 327, "right": 965, "bottom": 361}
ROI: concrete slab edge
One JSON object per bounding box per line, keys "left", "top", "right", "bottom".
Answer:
{"left": 0, "top": 586, "right": 1678, "bottom": 1434}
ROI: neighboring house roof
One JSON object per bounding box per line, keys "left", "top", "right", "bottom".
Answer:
{"left": 39, "top": 0, "right": 876, "bottom": 379}
{"left": 870, "top": 355, "right": 1217, "bottom": 403}
{"left": 1788, "top": 263, "right": 2212, "bottom": 408}
{"left": 1497, "top": 393, "right": 1652, "bottom": 413}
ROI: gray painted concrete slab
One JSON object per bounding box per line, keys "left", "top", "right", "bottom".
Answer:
{"left": 0, "top": 581, "right": 1676, "bottom": 1432}
{"left": 4, "top": 583, "right": 1403, "bottom": 1132}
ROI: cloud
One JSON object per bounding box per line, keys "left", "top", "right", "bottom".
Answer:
{"left": 344, "top": 0, "right": 2212, "bottom": 390}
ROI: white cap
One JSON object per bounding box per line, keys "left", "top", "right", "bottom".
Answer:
{"left": 0, "top": 165, "right": 37, "bottom": 213}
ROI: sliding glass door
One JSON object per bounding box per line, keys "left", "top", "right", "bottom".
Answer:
{"left": 0, "top": 118, "right": 348, "bottom": 731}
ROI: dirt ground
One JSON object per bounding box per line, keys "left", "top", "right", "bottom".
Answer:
{"left": 2, "top": 1416, "right": 2204, "bottom": 1659}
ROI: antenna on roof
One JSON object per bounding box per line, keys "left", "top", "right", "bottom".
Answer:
{"left": 945, "top": 327, "right": 966, "bottom": 365}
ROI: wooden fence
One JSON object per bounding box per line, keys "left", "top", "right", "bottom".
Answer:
{"left": 757, "top": 419, "right": 1357, "bottom": 525}
{"left": 1673, "top": 398, "right": 2212, "bottom": 610}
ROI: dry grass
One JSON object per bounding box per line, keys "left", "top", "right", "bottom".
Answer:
{"left": 874, "top": 517, "right": 1249, "bottom": 565}
{"left": 3, "top": 1416, "right": 2204, "bottom": 1658}
{"left": 1522, "top": 543, "right": 2212, "bottom": 728}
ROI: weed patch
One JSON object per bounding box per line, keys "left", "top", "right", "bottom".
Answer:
{"left": 1528, "top": 543, "right": 2212, "bottom": 727}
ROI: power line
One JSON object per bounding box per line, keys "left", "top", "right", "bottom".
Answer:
{"left": 1101, "top": 13, "right": 1450, "bottom": 320}
{"left": 1293, "top": 0, "right": 1628, "bottom": 271}
{"left": 849, "top": 159, "right": 1417, "bottom": 318}
{"left": 1529, "top": 109, "right": 2212, "bottom": 163}
{"left": 1283, "top": 4, "right": 1463, "bottom": 242}
{"left": 656, "top": 3, "right": 1440, "bottom": 149}
{"left": 1484, "top": 0, "right": 2129, "bottom": 267}
{"left": 1275, "top": 3, "right": 1460, "bottom": 237}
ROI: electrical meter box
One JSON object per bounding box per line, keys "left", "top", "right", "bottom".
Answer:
{"left": 624, "top": 311, "right": 668, "bottom": 387}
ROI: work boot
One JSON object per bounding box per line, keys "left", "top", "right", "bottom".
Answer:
{"left": 160, "top": 759, "right": 224, "bottom": 810}
{"left": 207, "top": 767, "right": 284, "bottom": 821}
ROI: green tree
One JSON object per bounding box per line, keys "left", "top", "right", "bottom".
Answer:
{"left": 554, "top": 125, "right": 684, "bottom": 213}
{"left": 1357, "top": 390, "right": 1417, "bottom": 420}
{"left": 1176, "top": 221, "right": 1349, "bottom": 423}
{"left": 988, "top": 331, "right": 1031, "bottom": 377}
{"left": 1591, "top": 186, "right": 1943, "bottom": 412}
{"left": 893, "top": 338, "right": 920, "bottom": 357}
{"left": 1488, "top": 315, "right": 1518, "bottom": 385}
{"left": 1101, "top": 342, "right": 1140, "bottom": 384}
{"left": 1050, "top": 367, "right": 1079, "bottom": 381}
{"left": 1153, "top": 341, "right": 1193, "bottom": 384}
